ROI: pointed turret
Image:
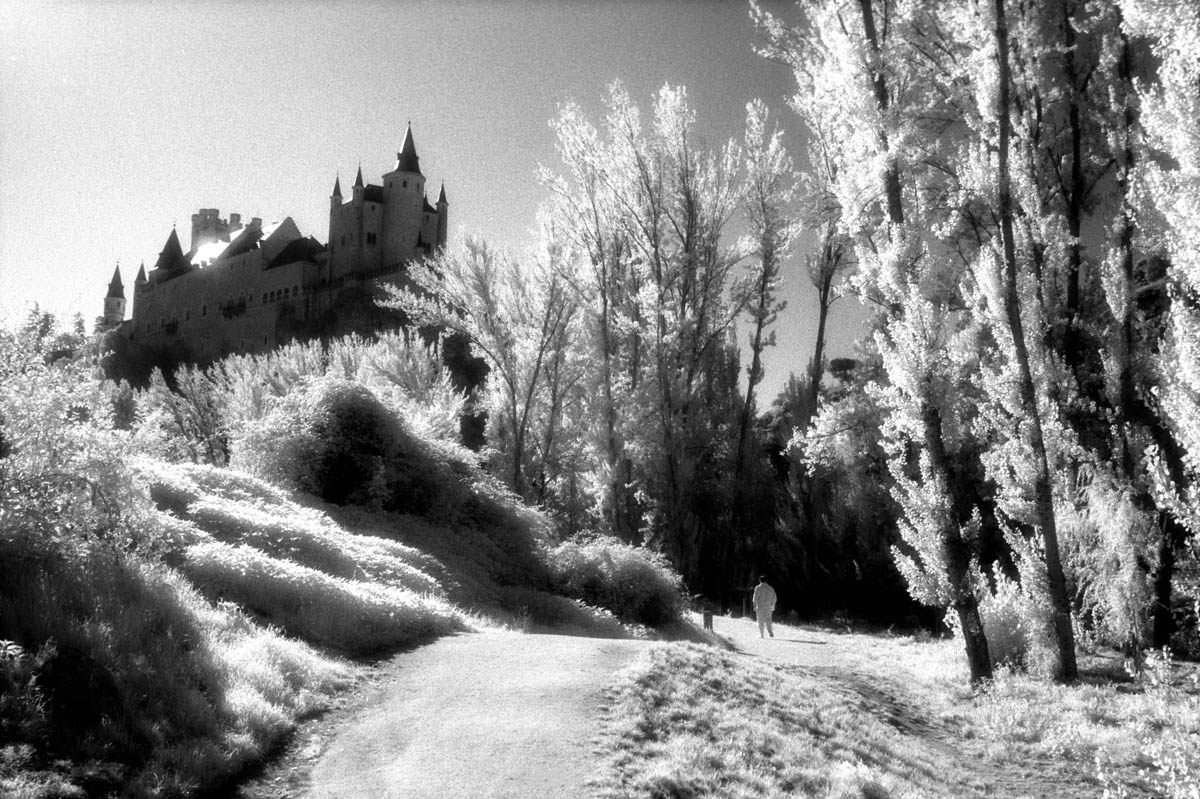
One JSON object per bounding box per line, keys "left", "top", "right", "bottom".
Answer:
{"left": 394, "top": 123, "right": 421, "bottom": 174}
{"left": 333, "top": 175, "right": 342, "bottom": 198}
{"left": 154, "top": 228, "right": 188, "bottom": 272}
{"left": 354, "top": 165, "right": 364, "bottom": 188}
{"left": 107, "top": 264, "right": 125, "bottom": 299}
{"left": 135, "top": 262, "right": 147, "bottom": 284}
{"left": 436, "top": 182, "right": 449, "bottom": 248}
{"left": 103, "top": 263, "right": 127, "bottom": 327}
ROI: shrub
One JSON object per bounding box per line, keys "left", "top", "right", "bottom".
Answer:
{"left": 232, "top": 378, "right": 472, "bottom": 514}
{"left": 979, "top": 569, "right": 1031, "bottom": 669}
{"left": 545, "top": 536, "right": 684, "bottom": 627}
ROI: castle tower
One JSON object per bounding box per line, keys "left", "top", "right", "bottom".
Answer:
{"left": 103, "top": 264, "right": 126, "bottom": 327}
{"left": 328, "top": 175, "right": 343, "bottom": 281}
{"left": 154, "top": 228, "right": 189, "bottom": 273}
{"left": 436, "top": 182, "right": 448, "bottom": 249}
{"left": 190, "top": 208, "right": 243, "bottom": 251}
{"left": 381, "top": 124, "right": 425, "bottom": 267}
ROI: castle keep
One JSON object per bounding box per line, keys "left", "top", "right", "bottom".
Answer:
{"left": 106, "top": 125, "right": 447, "bottom": 363}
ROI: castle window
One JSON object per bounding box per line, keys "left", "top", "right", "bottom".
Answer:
{"left": 262, "top": 293, "right": 268, "bottom": 303}
{"left": 185, "top": 309, "right": 190, "bottom": 321}
{"left": 341, "top": 235, "right": 346, "bottom": 246}
{"left": 202, "top": 304, "right": 207, "bottom": 317}
{"left": 402, "top": 180, "right": 407, "bottom": 188}
{"left": 367, "top": 232, "right": 377, "bottom": 246}
{"left": 284, "top": 287, "right": 290, "bottom": 299}
{"left": 294, "top": 285, "right": 299, "bottom": 295}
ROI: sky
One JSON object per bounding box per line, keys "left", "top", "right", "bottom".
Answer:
{"left": 0, "top": 0, "right": 863, "bottom": 402}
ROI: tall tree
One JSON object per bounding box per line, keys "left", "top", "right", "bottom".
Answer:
{"left": 991, "top": 0, "right": 1077, "bottom": 679}
{"left": 544, "top": 82, "right": 755, "bottom": 595}
{"left": 734, "top": 100, "right": 796, "bottom": 508}
{"left": 385, "top": 236, "right": 578, "bottom": 499}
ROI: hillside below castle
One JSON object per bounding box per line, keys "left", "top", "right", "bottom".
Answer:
{"left": 102, "top": 125, "right": 450, "bottom": 382}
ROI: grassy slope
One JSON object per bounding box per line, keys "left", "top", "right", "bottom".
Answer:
{"left": 2, "top": 454, "right": 652, "bottom": 799}
{"left": 594, "top": 619, "right": 1200, "bottom": 799}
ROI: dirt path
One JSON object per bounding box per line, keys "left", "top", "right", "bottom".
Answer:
{"left": 291, "top": 632, "right": 649, "bottom": 799}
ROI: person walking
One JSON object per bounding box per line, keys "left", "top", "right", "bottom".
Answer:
{"left": 752, "top": 575, "right": 777, "bottom": 638}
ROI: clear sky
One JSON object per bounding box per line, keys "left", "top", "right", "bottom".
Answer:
{"left": 0, "top": 0, "right": 862, "bottom": 401}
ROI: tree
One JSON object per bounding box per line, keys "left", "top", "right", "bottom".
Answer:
{"left": 990, "top": 0, "right": 1078, "bottom": 680}
{"left": 1120, "top": 0, "right": 1200, "bottom": 650}
{"left": 385, "top": 235, "right": 578, "bottom": 500}
{"left": 543, "top": 82, "right": 768, "bottom": 597}
{"left": 757, "top": 0, "right": 1041, "bottom": 683}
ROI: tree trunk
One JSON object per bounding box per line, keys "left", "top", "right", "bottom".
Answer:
{"left": 993, "top": 0, "right": 1077, "bottom": 682}
{"left": 923, "top": 403, "right": 994, "bottom": 685}
{"left": 805, "top": 245, "right": 835, "bottom": 428}
{"left": 858, "top": 0, "right": 904, "bottom": 226}
{"left": 1063, "top": 0, "right": 1085, "bottom": 374}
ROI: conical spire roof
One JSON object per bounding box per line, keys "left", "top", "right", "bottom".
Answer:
{"left": 136, "top": 262, "right": 147, "bottom": 282}
{"left": 107, "top": 264, "right": 124, "bottom": 298}
{"left": 394, "top": 123, "right": 421, "bottom": 174}
{"left": 437, "top": 182, "right": 447, "bottom": 205}
{"left": 154, "top": 228, "right": 187, "bottom": 271}
{"left": 333, "top": 175, "right": 342, "bottom": 197}
{"left": 354, "top": 165, "right": 364, "bottom": 188}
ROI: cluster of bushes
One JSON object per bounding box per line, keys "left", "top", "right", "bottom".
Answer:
{"left": 545, "top": 536, "right": 684, "bottom": 627}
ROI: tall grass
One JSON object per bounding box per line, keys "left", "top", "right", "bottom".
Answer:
{"left": 182, "top": 540, "right": 462, "bottom": 655}
{"left": 144, "top": 461, "right": 445, "bottom": 595}
{"left": 0, "top": 536, "right": 351, "bottom": 798}
{"left": 595, "top": 643, "right": 953, "bottom": 799}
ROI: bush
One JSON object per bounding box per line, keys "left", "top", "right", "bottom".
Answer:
{"left": 545, "top": 536, "right": 684, "bottom": 627}
{"left": 979, "top": 569, "right": 1031, "bottom": 669}
{"left": 232, "top": 378, "right": 475, "bottom": 515}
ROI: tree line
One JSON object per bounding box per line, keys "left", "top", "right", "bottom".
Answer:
{"left": 388, "top": 0, "right": 1200, "bottom": 684}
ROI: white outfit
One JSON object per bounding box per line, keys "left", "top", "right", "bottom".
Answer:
{"left": 753, "top": 581, "right": 777, "bottom": 638}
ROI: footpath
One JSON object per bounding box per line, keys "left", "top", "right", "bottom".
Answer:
{"left": 294, "top": 632, "right": 650, "bottom": 799}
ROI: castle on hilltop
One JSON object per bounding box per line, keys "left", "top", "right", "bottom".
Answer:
{"left": 102, "top": 125, "right": 448, "bottom": 368}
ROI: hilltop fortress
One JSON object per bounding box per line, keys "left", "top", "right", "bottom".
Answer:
{"left": 103, "top": 125, "right": 447, "bottom": 369}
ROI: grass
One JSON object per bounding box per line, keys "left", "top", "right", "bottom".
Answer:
{"left": 593, "top": 622, "right": 1200, "bottom": 799}
{"left": 0, "top": 544, "right": 354, "bottom": 799}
